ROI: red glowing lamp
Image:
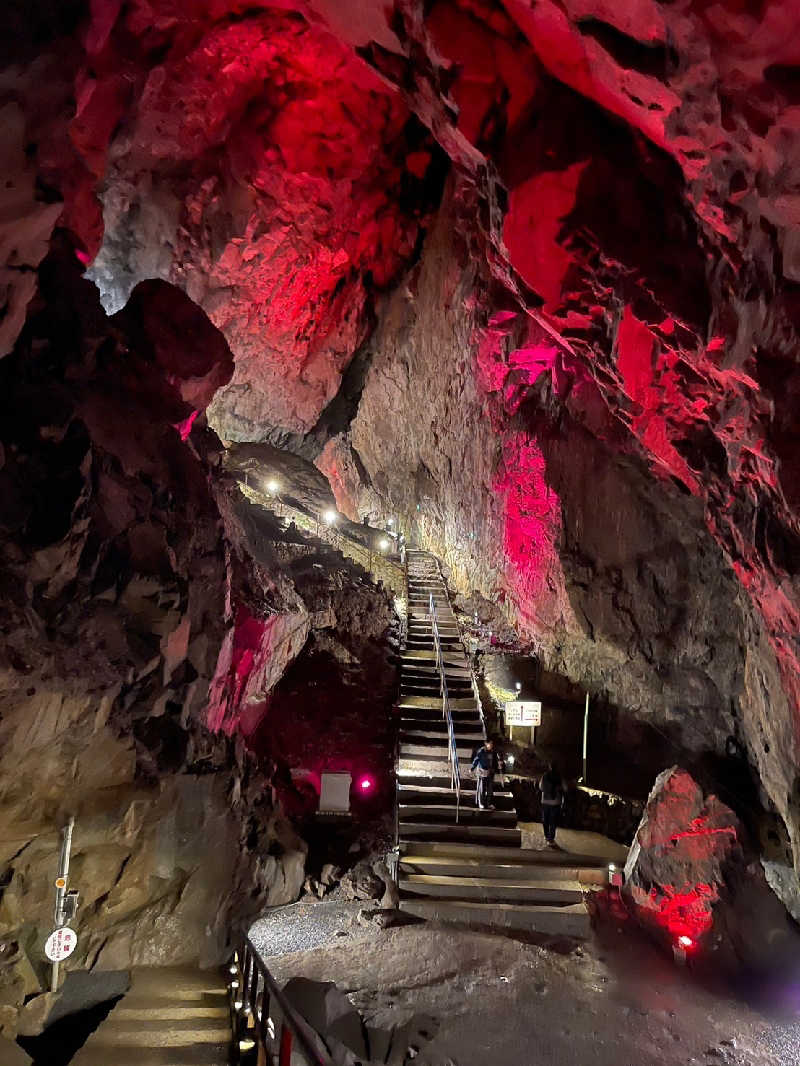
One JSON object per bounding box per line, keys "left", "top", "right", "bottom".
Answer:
{"left": 358, "top": 776, "right": 374, "bottom": 792}
{"left": 677, "top": 935, "right": 693, "bottom": 949}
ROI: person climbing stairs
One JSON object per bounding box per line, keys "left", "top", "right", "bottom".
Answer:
{"left": 396, "top": 550, "right": 596, "bottom": 936}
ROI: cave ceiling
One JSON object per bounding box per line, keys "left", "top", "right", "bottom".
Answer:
{"left": 2, "top": 0, "right": 800, "bottom": 878}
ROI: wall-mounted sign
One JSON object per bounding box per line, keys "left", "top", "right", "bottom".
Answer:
{"left": 44, "top": 927, "right": 77, "bottom": 962}
{"left": 504, "top": 700, "right": 542, "bottom": 726}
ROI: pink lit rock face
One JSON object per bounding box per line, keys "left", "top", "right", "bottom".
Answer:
{"left": 66, "top": 2, "right": 442, "bottom": 439}
{"left": 4, "top": 0, "right": 800, "bottom": 937}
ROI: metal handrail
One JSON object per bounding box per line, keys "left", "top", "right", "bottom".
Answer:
{"left": 230, "top": 935, "right": 335, "bottom": 1066}
{"left": 433, "top": 556, "right": 487, "bottom": 740}
{"left": 429, "top": 591, "right": 461, "bottom": 824}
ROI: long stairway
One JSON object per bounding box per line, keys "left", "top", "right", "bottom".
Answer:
{"left": 397, "top": 550, "right": 592, "bottom": 937}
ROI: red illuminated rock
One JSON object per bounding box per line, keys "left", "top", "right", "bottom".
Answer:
{"left": 624, "top": 767, "right": 741, "bottom": 947}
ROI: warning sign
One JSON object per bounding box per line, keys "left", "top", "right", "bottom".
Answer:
{"left": 504, "top": 700, "right": 542, "bottom": 726}
{"left": 44, "top": 927, "right": 78, "bottom": 962}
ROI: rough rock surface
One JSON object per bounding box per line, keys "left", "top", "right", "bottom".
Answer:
{"left": 0, "top": 246, "right": 394, "bottom": 1035}
{"left": 624, "top": 766, "right": 742, "bottom": 947}
{"left": 4, "top": 0, "right": 800, "bottom": 978}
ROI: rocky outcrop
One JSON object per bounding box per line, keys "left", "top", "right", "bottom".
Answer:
{"left": 624, "top": 767, "right": 742, "bottom": 947}
{"left": 624, "top": 766, "right": 799, "bottom": 973}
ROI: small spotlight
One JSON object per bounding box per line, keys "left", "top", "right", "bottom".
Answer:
{"left": 324, "top": 509, "right": 337, "bottom": 525}
{"left": 678, "top": 935, "right": 693, "bottom": 949}
{"left": 239, "top": 1038, "right": 256, "bottom": 1053}
{"left": 266, "top": 479, "right": 279, "bottom": 494}
{"left": 506, "top": 755, "right": 515, "bottom": 767}
{"left": 234, "top": 999, "right": 243, "bottom": 1010}
{"left": 387, "top": 518, "right": 394, "bottom": 526}
{"left": 379, "top": 538, "right": 389, "bottom": 551}
{"left": 358, "top": 776, "right": 374, "bottom": 791}
{"left": 514, "top": 682, "right": 522, "bottom": 692}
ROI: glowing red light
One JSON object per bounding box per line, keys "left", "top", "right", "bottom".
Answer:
{"left": 359, "top": 777, "right": 373, "bottom": 791}
{"left": 678, "top": 935, "right": 693, "bottom": 949}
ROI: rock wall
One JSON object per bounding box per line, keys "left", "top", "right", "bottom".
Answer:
{"left": 0, "top": 247, "right": 393, "bottom": 1035}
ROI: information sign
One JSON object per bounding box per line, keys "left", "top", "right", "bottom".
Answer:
{"left": 504, "top": 700, "right": 542, "bottom": 726}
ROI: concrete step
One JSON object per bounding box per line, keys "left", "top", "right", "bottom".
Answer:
{"left": 399, "top": 898, "right": 591, "bottom": 938}
{"left": 397, "top": 773, "right": 502, "bottom": 792}
{"left": 398, "top": 784, "right": 514, "bottom": 810}
{"left": 399, "top": 719, "right": 482, "bottom": 735}
{"left": 399, "top": 706, "right": 479, "bottom": 720}
{"left": 399, "top": 853, "right": 607, "bottom": 888}
{"left": 399, "top": 821, "right": 522, "bottom": 846}
{"left": 398, "top": 805, "right": 517, "bottom": 825}
{"left": 400, "top": 742, "right": 476, "bottom": 759}
{"left": 400, "top": 729, "right": 484, "bottom": 743}
{"left": 399, "top": 873, "right": 583, "bottom": 904}
{"left": 399, "top": 839, "right": 613, "bottom": 868}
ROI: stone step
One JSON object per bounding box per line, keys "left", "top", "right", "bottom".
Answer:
{"left": 399, "top": 822, "right": 522, "bottom": 847}
{"left": 398, "top": 784, "right": 514, "bottom": 810}
{"left": 399, "top": 898, "right": 591, "bottom": 938}
{"left": 399, "top": 873, "right": 583, "bottom": 904}
{"left": 399, "top": 719, "right": 482, "bottom": 735}
{"left": 397, "top": 773, "right": 500, "bottom": 792}
{"left": 400, "top": 742, "right": 476, "bottom": 759}
{"left": 399, "top": 729, "right": 484, "bottom": 743}
{"left": 71, "top": 968, "right": 231, "bottom": 1066}
{"left": 399, "top": 705, "right": 479, "bottom": 720}
{"left": 398, "top": 805, "right": 517, "bottom": 825}
{"left": 398, "top": 697, "right": 477, "bottom": 711}
{"left": 399, "top": 854, "right": 584, "bottom": 881}
{"left": 399, "top": 839, "right": 613, "bottom": 868}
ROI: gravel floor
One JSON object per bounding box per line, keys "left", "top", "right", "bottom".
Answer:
{"left": 249, "top": 898, "right": 372, "bottom": 959}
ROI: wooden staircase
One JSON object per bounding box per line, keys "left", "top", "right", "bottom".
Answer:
{"left": 397, "top": 550, "right": 593, "bottom": 937}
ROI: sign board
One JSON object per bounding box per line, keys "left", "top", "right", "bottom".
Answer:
{"left": 44, "top": 927, "right": 77, "bottom": 962}
{"left": 504, "top": 700, "right": 542, "bottom": 726}
{"left": 319, "top": 772, "right": 352, "bottom": 814}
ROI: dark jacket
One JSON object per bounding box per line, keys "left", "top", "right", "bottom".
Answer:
{"left": 540, "top": 770, "right": 566, "bottom": 806}
{"left": 471, "top": 746, "right": 502, "bottom": 774}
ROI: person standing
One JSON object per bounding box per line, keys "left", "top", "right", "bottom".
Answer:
{"left": 539, "top": 762, "right": 566, "bottom": 846}
{"left": 471, "top": 739, "right": 503, "bottom": 810}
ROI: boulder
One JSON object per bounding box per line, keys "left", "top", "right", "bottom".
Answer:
{"left": 624, "top": 766, "right": 741, "bottom": 948}
{"left": 339, "top": 862, "right": 384, "bottom": 902}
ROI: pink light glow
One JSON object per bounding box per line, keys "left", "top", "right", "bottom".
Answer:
{"left": 678, "top": 935, "right": 694, "bottom": 949}
{"left": 358, "top": 776, "right": 374, "bottom": 791}
{"left": 174, "top": 410, "right": 199, "bottom": 441}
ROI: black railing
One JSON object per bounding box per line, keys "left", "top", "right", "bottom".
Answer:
{"left": 434, "top": 555, "right": 487, "bottom": 740}
{"left": 429, "top": 591, "right": 462, "bottom": 823}
{"left": 229, "top": 936, "right": 334, "bottom": 1066}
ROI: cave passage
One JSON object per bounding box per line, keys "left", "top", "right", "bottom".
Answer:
{"left": 3, "top": 1, "right": 800, "bottom": 1064}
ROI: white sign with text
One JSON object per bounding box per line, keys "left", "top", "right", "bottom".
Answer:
{"left": 504, "top": 700, "right": 542, "bottom": 726}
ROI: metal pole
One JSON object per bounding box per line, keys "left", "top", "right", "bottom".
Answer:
{"left": 51, "top": 816, "right": 75, "bottom": 992}
{"left": 582, "top": 692, "right": 589, "bottom": 784}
